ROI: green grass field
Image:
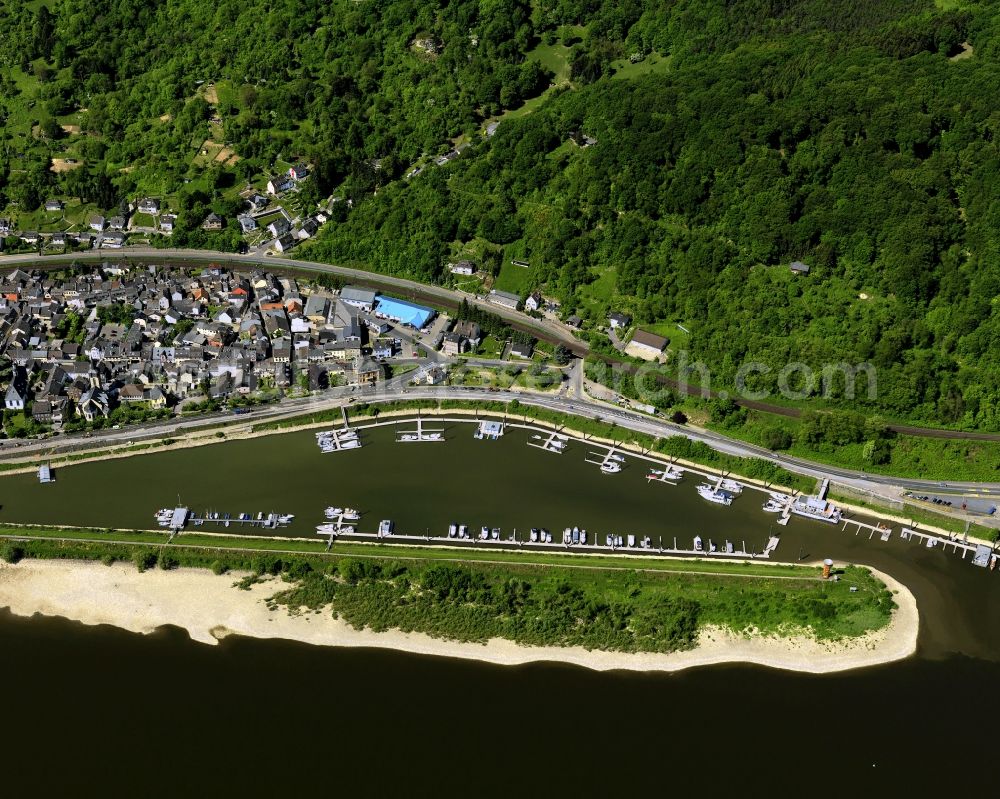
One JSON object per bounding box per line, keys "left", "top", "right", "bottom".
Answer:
{"left": 492, "top": 260, "right": 533, "bottom": 294}
{"left": 611, "top": 52, "right": 672, "bottom": 80}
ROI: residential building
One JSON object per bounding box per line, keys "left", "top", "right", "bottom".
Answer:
{"left": 510, "top": 340, "right": 535, "bottom": 359}
{"left": 266, "top": 218, "right": 290, "bottom": 238}
{"left": 453, "top": 320, "right": 482, "bottom": 345}
{"left": 274, "top": 232, "right": 296, "bottom": 252}
{"left": 450, "top": 260, "right": 476, "bottom": 276}
{"left": 441, "top": 332, "right": 466, "bottom": 356}
{"left": 371, "top": 338, "right": 394, "bottom": 359}
{"left": 353, "top": 356, "right": 382, "bottom": 385}
{"left": 266, "top": 175, "right": 294, "bottom": 195}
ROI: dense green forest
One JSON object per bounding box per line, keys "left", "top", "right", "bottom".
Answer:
{"left": 4, "top": 1, "right": 1000, "bottom": 430}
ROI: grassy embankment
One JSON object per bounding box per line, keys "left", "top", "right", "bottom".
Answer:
{"left": 0, "top": 528, "right": 895, "bottom": 652}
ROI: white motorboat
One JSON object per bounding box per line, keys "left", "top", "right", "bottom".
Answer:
{"left": 697, "top": 484, "right": 734, "bottom": 506}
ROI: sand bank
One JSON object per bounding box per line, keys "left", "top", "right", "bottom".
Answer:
{"left": 0, "top": 559, "right": 918, "bottom": 674}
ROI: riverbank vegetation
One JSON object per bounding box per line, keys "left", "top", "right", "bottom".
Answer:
{"left": 0, "top": 533, "right": 896, "bottom": 649}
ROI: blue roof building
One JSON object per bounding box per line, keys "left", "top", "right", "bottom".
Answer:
{"left": 374, "top": 296, "right": 436, "bottom": 328}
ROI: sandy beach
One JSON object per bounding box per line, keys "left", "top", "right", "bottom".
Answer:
{"left": 0, "top": 559, "right": 918, "bottom": 674}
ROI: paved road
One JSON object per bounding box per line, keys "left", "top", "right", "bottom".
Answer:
{"left": 5, "top": 248, "right": 1000, "bottom": 444}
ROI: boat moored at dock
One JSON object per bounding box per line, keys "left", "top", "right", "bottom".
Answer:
{"left": 697, "top": 484, "right": 734, "bottom": 505}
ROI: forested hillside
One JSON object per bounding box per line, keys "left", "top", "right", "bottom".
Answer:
{"left": 3, "top": 1, "right": 1000, "bottom": 429}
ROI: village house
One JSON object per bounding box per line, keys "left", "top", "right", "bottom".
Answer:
{"left": 608, "top": 311, "right": 632, "bottom": 329}
{"left": 274, "top": 232, "right": 296, "bottom": 253}
{"left": 371, "top": 338, "right": 394, "bottom": 359}
{"left": 202, "top": 213, "right": 224, "bottom": 231}
{"left": 353, "top": 356, "right": 382, "bottom": 386}
{"left": 510, "top": 340, "right": 535, "bottom": 359}
{"left": 449, "top": 260, "right": 476, "bottom": 276}
{"left": 440, "top": 331, "right": 466, "bottom": 356}
{"left": 266, "top": 175, "right": 294, "bottom": 195}
{"left": 453, "top": 320, "right": 482, "bottom": 346}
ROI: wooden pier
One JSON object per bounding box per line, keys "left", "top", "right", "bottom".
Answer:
{"left": 842, "top": 518, "right": 893, "bottom": 540}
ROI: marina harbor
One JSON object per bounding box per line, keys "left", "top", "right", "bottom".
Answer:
{"left": 2, "top": 417, "right": 996, "bottom": 576}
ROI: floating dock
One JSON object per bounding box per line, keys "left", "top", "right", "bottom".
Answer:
{"left": 191, "top": 510, "right": 292, "bottom": 529}
{"left": 396, "top": 418, "right": 445, "bottom": 442}
{"left": 585, "top": 446, "right": 625, "bottom": 474}
{"left": 316, "top": 427, "right": 362, "bottom": 452}
{"left": 474, "top": 420, "right": 504, "bottom": 440}
{"left": 321, "top": 525, "right": 777, "bottom": 559}
{"left": 647, "top": 463, "right": 684, "bottom": 484}
{"left": 527, "top": 430, "right": 568, "bottom": 454}
{"left": 899, "top": 526, "right": 980, "bottom": 560}
{"left": 38, "top": 464, "right": 54, "bottom": 484}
